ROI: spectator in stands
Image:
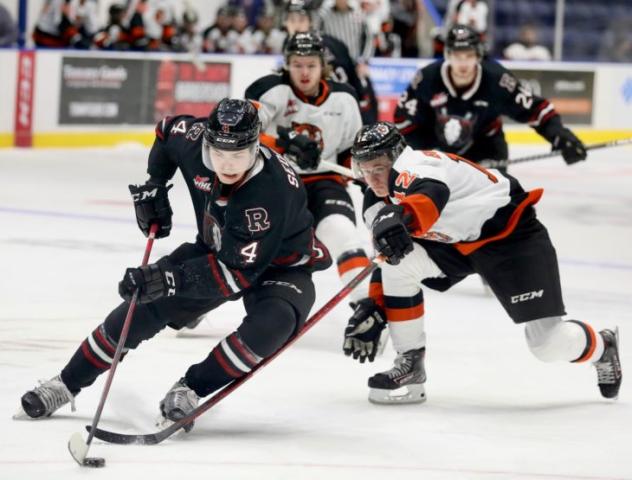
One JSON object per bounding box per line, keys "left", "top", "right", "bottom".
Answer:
{"left": 390, "top": 0, "right": 420, "bottom": 58}
{"left": 598, "top": 16, "right": 632, "bottom": 63}
{"left": 33, "top": 0, "right": 82, "bottom": 48}
{"left": 93, "top": 3, "right": 130, "bottom": 50}
{"left": 374, "top": 19, "right": 401, "bottom": 58}
{"left": 453, "top": 0, "right": 488, "bottom": 37}
{"left": 504, "top": 24, "right": 551, "bottom": 61}
{"left": 173, "top": 8, "right": 203, "bottom": 53}
{"left": 252, "top": 12, "right": 285, "bottom": 54}
{"left": 228, "top": 6, "right": 258, "bottom": 53}
{"left": 360, "top": 0, "right": 389, "bottom": 38}
{"left": 0, "top": 3, "right": 18, "bottom": 47}
{"left": 203, "top": 5, "right": 234, "bottom": 53}
{"left": 73, "top": 0, "right": 99, "bottom": 48}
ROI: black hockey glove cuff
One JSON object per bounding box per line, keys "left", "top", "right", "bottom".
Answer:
{"left": 276, "top": 126, "right": 322, "bottom": 170}
{"left": 129, "top": 182, "right": 173, "bottom": 239}
{"left": 343, "top": 298, "right": 387, "bottom": 363}
{"left": 118, "top": 257, "right": 181, "bottom": 304}
{"left": 371, "top": 205, "right": 414, "bottom": 265}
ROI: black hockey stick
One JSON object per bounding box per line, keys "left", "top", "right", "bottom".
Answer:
{"left": 68, "top": 224, "right": 159, "bottom": 466}
{"left": 87, "top": 257, "right": 383, "bottom": 446}
{"left": 481, "top": 137, "right": 632, "bottom": 169}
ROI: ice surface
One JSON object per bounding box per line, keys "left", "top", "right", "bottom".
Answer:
{"left": 1, "top": 145, "right": 631, "bottom": 479}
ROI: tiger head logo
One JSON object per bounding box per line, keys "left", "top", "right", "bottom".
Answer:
{"left": 290, "top": 122, "right": 324, "bottom": 151}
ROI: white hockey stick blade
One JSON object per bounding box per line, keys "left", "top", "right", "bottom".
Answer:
{"left": 68, "top": 432, "right": 89, "bottom": 465}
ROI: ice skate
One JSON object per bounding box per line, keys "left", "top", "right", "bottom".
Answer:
{"left": 594, "top": 328, "right": 622, "bottom": 399}
{"left": 158, "top": 377, "right": 199, "bottom": 432}
{"left": 368, "top": 348, "right": 426, "bottom": 404}
{"left": 15, "top": 375, "right": 76, "bottom": 419}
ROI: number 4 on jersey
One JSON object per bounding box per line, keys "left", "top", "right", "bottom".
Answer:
{"left": 240, "top": 242, "right": 259, "bottom": 264}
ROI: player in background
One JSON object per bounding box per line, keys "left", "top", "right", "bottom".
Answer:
{"left": 394, "top": 24, "right": 587, "bottom": 171}
{"left": 16, "top": 99, "right": 331, "bottom": 429}
{"left": 283, "top": 0, "right": 378, "bottom": 125}
{"left": 245, "top": 31, "right": 371, "bottom": 304}
{"left": 342, "top": 122, "right": 621, "bottom": 404}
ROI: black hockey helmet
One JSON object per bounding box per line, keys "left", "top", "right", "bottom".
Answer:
{"left": 351, "top": 122, "right": 406, "bottom": 164}
{"left": 445, "top": 24, "right": 484, "bottom": 57}
{"left": 284, "top": 31, "right": 325, "bottom": 61}
{"left": 204, "top": 98, "right": 261, "bottom": 151}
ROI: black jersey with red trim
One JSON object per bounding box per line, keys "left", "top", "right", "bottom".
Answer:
{"left": 393, "top": 59, "right": 563, "bottom": 161}
{"left": 244, "top": 71, "right": 362, "bottom": 182}
{"left": 146, "top": 115, "right": 331, "bottom": 301}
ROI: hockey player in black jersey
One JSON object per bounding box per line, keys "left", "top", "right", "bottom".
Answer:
{"left": 16, "top": 99, "right": 331, "bottom": 427}
{"left": 394, "top": 24, "right": 587, "bottom": 169}
{"left": 342, "top": 122, "right": 621, "bottom": 404}
{"left": 246, "top": 31, "right": 372, "bottom": 305}
{"left": 283, "top": 0, "right": 378, "bottom": 124}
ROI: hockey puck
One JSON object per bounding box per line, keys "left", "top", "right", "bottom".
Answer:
{"left": 83, "top": 457, "right": 106, "bottom": 468}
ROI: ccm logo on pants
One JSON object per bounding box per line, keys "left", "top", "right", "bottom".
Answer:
{"left": 511, "top": 290, "right": 544, "bottom": 304}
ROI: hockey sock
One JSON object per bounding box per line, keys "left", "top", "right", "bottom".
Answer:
{"left": 384, "top": 292, "right": 426, "bottom": 353}
{"left": 61, "top": 324, "right": 127, "bottom": 394}
{"left": 337, "top": 249, "right": 371, "bottom": 302}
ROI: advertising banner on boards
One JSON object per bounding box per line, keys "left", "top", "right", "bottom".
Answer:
{"left": 59, "top": 56, "right": 231, "bottom": 125}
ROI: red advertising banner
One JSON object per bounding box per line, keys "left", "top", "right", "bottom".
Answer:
{"left": 154, "top": 60, "right": 231, "bottom": 122}
{"left": 14, "top": 50, "right": 36, "bottom": 147}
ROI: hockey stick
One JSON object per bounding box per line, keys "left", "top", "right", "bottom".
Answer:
{"left": 68, "top": 223, "right": 159, "bottom": 467}
{"left": 87, "top": 256, "right": 384, "bottom": 446}
{"left": 320, "top": 160, "right": 357, "bottom": 179}
{"left": 482, "top": 137, "right": 632, "bottom": 169}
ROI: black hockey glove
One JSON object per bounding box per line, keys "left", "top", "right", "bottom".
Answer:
{"left": 552, "top": 128, "right": 587, "bottom": 165}
{"left": 129, "top": 182, "right": 173, "bottom": 239}
{"left": 276, "top": 126, "right": 321, "bottom": 170}
{"left": 343, "top": 298, "right": 387, "bottom": 363}
{"left": 371, "top": 205, "right": 413, "bottom": 265}
{"left": 118, "top": 257, "right": 180, "bottom": 304}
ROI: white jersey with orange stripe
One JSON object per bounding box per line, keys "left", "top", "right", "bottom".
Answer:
{"left": 363, "top": 147, "right": 541, "bottom": 246}
{"left": 245, "top": 72, "right": 363, "bottom": 176}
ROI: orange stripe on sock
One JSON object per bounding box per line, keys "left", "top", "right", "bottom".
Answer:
{"left": 337, "top": 256, "right": 371, "bottom": 276}
{"left": 385, "top": 304, "right": 424, "bottom": 322}
{"left": 575, "top": 323, "right": 597, "bottom": 363}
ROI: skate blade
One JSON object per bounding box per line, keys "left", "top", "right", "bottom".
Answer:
{"left": 369, "top": 384, "right": 426, "bottom": 405}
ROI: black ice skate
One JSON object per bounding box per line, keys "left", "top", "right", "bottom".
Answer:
{"left": 16, "top": 375, "right": 76, "bottom": 419}
{"left": 368, "top": 348, "right": 426, "bottom": 404}
{"left": 594, "top": 328, "right": 622, "bottom": 399}
{"left": 158, "top": 377, "right": 199, "bottom": 432}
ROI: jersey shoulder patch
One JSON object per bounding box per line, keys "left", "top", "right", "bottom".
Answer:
{"left": 155, "top": 115, "right": 199, "bottom": 142}
{"left": 245, "top": 73, "right": 287, "bottom": 101}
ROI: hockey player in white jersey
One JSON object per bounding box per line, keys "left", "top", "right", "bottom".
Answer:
{"left": 343, "top": 121, "right": 622, "bottom": 404}
{"left": 245, "top": 31, "right": 371, "bottom": 303}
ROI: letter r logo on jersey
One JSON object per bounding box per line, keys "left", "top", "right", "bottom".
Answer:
{"left": 245, "top": 208, "right": 270, "bottom": 232}
{"left": 395, "top": 171, "right": 417, "bottom": 189}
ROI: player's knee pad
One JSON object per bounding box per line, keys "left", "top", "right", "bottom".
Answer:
{"left": 381, "top": 244, "right": 443, "bottom": 297}
{"left": 315, "top": 214, "right": 364, "bottom": 259}
{"left": 524, "top": 316, "right": 586, "bottom": 362}
{"left": 237, "top": 298, "right": 298, "bottom": 358}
